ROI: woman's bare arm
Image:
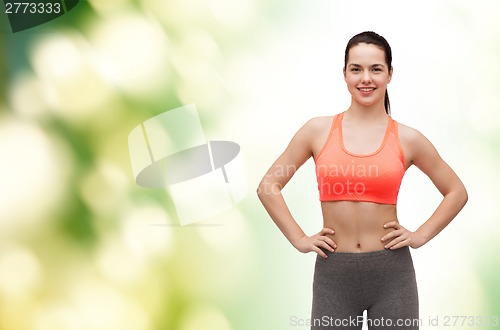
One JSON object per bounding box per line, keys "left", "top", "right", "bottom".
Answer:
{"left": 257, "top": 118, "right": 336, "bottom": 258}
{"left": 382, "top": 125, "right": 468, "bottom": 249}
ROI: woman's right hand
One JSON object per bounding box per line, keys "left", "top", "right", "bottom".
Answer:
{"left": 292, "top": 228, "right": 337, "bottom": 259}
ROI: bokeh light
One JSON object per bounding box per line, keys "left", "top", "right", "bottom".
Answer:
{"left": 2, "top": 0, "right": 500, "bottom": 329}
{"left": 179, "top": 304, "right": 232, "bottom": 330}
{"left": 0, "top": 117, "right": 71, "bottom": 236}
{"left": 29, "top": 31, "right": 114, "bottom": 122}
{"left": 0, "top": 244, "right": 42, "bottom": 299}
{"left": 88, "top": 11, "right": 171, "bottom": 99}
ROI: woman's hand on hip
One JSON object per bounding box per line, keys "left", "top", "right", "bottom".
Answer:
{"left": 381, "top": 221, "right": 426, "bottom": 249}
{"left": 292, "top": 228, "right": 336, "bottom": 258}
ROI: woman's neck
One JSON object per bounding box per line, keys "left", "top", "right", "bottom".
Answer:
{"left": 345, "top": 100, "right": 388, "bottom": 123}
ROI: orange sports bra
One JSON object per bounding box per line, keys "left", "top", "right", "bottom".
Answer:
{"left": 315, "top": 111, "right": 406, "bottom": 204}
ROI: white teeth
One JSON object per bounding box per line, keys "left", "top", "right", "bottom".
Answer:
{"left": 359, "top": 88, "right": 375, "bottom": 92}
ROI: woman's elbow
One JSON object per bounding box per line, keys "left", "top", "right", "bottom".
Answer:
{"left": 256, "top": 179, "right": 281, "bottom": 199}
{"left": 460, "top": 185, "right": 468, "bottom": 207}
{"left": 256, "top": 179, "right": 269, "bottom": 200}
{"left": 453, "top": 180, "right": 468, "bottom": 208}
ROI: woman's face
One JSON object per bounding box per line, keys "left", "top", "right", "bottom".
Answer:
{"left": 344, "top": 43, "right": 392, "bottom": 108}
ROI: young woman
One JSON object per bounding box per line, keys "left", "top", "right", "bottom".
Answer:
{"left": 257, "top": 31, "right": 468, "bottom": 330}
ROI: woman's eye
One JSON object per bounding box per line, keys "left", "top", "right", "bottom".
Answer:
{"left": 372, "top": 68, "right": 382, "bottom": 72}
{"left": 351, "top": 68, "right": 360, "bottom": 72}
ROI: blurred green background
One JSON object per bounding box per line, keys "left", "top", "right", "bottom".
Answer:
{"left": 1, "top": 0, "right": 499, "bottom": 329}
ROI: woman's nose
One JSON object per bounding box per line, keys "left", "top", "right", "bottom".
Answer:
{"left": 362, "top": 71, "right": 372, "bottom": 83}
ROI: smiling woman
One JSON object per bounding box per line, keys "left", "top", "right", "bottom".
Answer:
{"left": 257, "top": 31, "right": 468, "bottom": 330}
{"left": 343, "top": 33, "right": 393, "bottom": 114}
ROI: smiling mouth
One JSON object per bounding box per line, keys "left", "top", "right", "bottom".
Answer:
{"left": 358, "top": 87, "right": 376, "bottom": 92}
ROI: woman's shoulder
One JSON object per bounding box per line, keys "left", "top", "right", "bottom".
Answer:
{"left": 395, "top": 120, "right": 427, "bottom": 144}
{"left": 395, "top": 120, "right": 437, "bottom": 159}
{"left": 302, "top": 115, "right": 335, "bottom": 132}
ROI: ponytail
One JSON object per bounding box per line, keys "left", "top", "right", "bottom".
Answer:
{"left": 384, "top": 89, "right": 390, "bottom": 115}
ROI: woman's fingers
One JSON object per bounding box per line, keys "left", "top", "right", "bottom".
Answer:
{"left": 318, "top": 235, "right": 337, "bottom": 250}
{"left": 383, "top": 221, "right": 399, "bottom": 230}
{"left": 381, "top": 222, "right": 412, "bottom": 249}
{"left": 316, "top": 228, "right": 336, "bottom": 251}
{"left": 387, "top": 234, "right": 411, "bottom": 249}
{"left": 320, "top": 227, "right": 335, "bottom": 235}
{"left": 301, "top": 228, "right": 337, "bottom": 257}
{"left": 389, "top": 239, "right": 411, "bottom": 250}
{"left": 381, "top": 229, "right": 403, "bottom": 242}
{"left": 312, "top": 246, "right": 328, "bottom": 259}
{"left": 384, "top": 228, "right": 412, "bottom": 248}
{"left": 384, "top": 234, "right": 406, "bottom": 249}
{"left": 318, "top": 240, "right": 335, "bottom": 252}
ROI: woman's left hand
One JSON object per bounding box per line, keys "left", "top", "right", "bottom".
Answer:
{"left": 381, "top": 221, "right": 427, "bottom": 250}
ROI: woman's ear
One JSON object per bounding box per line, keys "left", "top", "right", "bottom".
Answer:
{"left": 388, "top": 66, "right": 393, "bottom": 83}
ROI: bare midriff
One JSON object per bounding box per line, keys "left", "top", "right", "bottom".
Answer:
{"left": 321, "top": 201, "right": 398, "bottom": 252}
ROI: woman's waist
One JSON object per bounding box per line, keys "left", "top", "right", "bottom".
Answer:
{"left": 324, "top": 222, "right": 397, "bottom": 252}
{"left": 325, "top": 232, "right": 391, "bottom": 252}
{"left": 323, "top": 215, "right": 398, "bottom": 232}
{"left": 321, "top": 205, "right": 398, "bottom": 252}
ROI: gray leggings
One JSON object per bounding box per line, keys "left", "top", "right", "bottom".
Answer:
{"left": 311, "top": 246, "right": 419, "bottom": 330}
